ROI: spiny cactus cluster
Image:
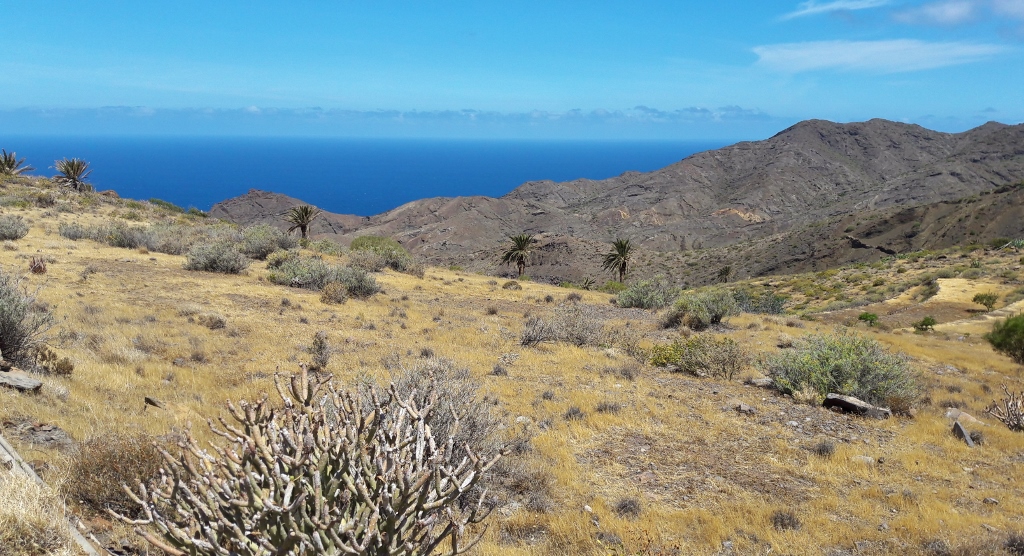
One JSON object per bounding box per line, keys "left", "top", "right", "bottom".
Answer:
{"left": 113, "top": 365, "right": 504, "bottom": 555}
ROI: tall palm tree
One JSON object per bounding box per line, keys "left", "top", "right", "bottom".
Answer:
{"left": 500, "top": 234, "right": 535, "bottom": 278}
{"left": 53, "top": 158, "right": 92, "bottom": 191}
{"left": 285, "top": 205, "right": 322, "bottom": 239}
{"left": 602, "top": 238, "right": 633, "bottom": 283}
{"left": 0, "top": 150, "right": 34, "bottom": 176}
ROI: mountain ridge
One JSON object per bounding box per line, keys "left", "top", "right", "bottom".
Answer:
{"left": 210, "top": 118, "right": 1024, "bottom": 283}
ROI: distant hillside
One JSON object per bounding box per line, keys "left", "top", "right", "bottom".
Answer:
{"left": 211, "top": 119, "right": 1024, "bottom": 283}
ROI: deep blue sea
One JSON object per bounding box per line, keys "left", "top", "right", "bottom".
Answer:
{"left": 3, "top": 137, "right": 723, "bottom": 216}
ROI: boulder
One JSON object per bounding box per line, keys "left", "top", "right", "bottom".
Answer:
{"left": 952, "top": 421, "right": 975, "bottom": 448}
{"left": 0, "top": 369, "right": 42, "bottom": 393}
{"left": 944, "top": 408, "right": 983, "bottom": 426}
{"left": 823, "top": 393, "right": 892, "bottom": 419}
{"left": 735, "top": 403, "right": 756, "bottom": 415}
{"left": 748, "top": 377, "right": 773, "bottom": 388}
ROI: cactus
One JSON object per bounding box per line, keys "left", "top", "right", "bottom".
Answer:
{"left": 112, "top": 365, "right": 504, "bottom": 555}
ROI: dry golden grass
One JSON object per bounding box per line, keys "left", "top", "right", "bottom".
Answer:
{"left": 0, "top": 470, "right": 75, "bottom": 556}
{"left": 0, "top": 181, "right": 1022, "bottom": 555}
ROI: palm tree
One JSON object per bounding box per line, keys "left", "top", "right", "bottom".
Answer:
{"left": 285, "top": 205, "right": 322, "bottom": 239}
{"left": 0, "top": 150, "right": 34, "bottom": 176}
{"left": 53, "top": 158, "right": 92, "bottom": 191}
{"left": 500, "top": 234, "right": 535, "bottom": 278}
{"left": 602, "top": 238, "right": 633, "bottom": 283}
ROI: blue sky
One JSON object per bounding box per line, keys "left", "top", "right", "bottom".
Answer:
{"left": 1, "top": 0, "right": 1022, "bottom": 139}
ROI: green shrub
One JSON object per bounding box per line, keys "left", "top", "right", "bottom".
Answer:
{"left": 238, "top": 224, "right": 298, "bottom": 260}
{"left": 759, "top": 331, "right": 918, "bottom": 409}
{"left": 308, "top": 238, "right": 344, "bottom": 256}
{"left": 599, "top": 281, "right": 627, "bottom": 294}
{"left": 732, "top": 288, "right": 787, "bottom": 314}
{"left": 268, "top": 256, "right": 379, "bottom": 297}
{"left": 0, "top": 215, "right": 29, "bottom": 240}
{"left": 973, "top": 292, "right": 999, "bottom": 311}
{"left": 661, "top": 289, "right": 738, "bottom": 330}
{"left": 985, "top": 314, "right": 1024, "bottom": 364}
{"left": 616, "top": 279, "right": 677, "bottom": 310}
{"left": 858, "top": 312, "right": 879, "bottom": 327}
{"left": 266, "top": 248, "right": 299, "bottom": 269}
{"left": 149, "top": 198, "right": 185, "bottom": 213}
{"left": 183, "top": 242, "right": 249, "bottom": 274}
{"left": 649, "top": 334, "right": 748, "bottom": 379}
{"left": 912, "top": 316, "right": 937, "bottom": 332}
{"left": 349, "top": 235, "right": 421, "bottom": 275}
{"left": 0, "top": 271, "right": 54, "bottom": 364}
{"left": 349, "top": 235, "right": 404, "bottom": 252}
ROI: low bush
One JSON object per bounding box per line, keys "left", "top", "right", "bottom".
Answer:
{"left": 0, "top": 469, "right": 75, "bottom": 555}
{"left": 732, "top": 288, "right": 788, "bottom": 314}
{"left": 67, "top": 432, "right": 165, "bottom": 517}
{"left": 616, "top": 278, "right": 677, "bottom": 310}
{"left": 858, "top": 312, "right": 879, "bottom": 326}
{"left": 599, "top": 281, "right": 627, "bottom": 294}
{"left": 0, "top": 215, "right": 29, "bottom": 240}
{"left": 912, "top": 316, "right": 937, "bottom": 332}
{"left": 238, "top": 224, "right": 297, "bottom": 260}
{"left": 502, "top": 280, "right": 522, "bottom": 290}
{"left": 184, "top": 241, "right": 249, "bottom": 274}
{"left": 308, "top": 330, "right": 331, "bottom": 371}
{"left": 985, "top": 314, "right": 1024, "bottom": 364}
{"left": 268, "top": 256, "right": 379, "bottom": 297}
{"left": 0, "top": 271, "right": 53, "bottom": 364}
{"left": 320, "top": 281, "right": 348, "bottom": 304}
{"left": 760, "top": 331, "right": 919, "bottom": 409}
{"left": 349, "top": 235, "right": 421, "bottom": 276}
{"left": 520, "top": 316, "right": 556, "bottom": 347}
{"left": 57, "top": 221, "right": 89, "bottom": 240}
{"left": 551, "top": 302, "right": 603, "bottom": 347}
{"left": 307, "top": 238, "right": 344, "bottom": 256}
{"left": 649, "top": 334, "right": 749, "bottom": 379}
{"left": 661, "top": 289, "right": 739, "bottom": 330}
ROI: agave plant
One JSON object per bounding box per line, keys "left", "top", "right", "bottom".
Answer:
{"left": 53, "top": 158, "right": 93, "bottom": 192}
{"left": 0, "top": 150, "right": 34, "bottom": 176}
{"left": 285, "top": 204, "right": 323, "bottom": 239}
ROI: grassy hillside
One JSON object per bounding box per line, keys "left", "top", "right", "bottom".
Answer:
{"left": 1, "top": 176, "right": 1023, "bottom": 555}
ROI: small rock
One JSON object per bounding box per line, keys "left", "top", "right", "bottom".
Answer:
{"left": 982, "top": 524, "right": 998, "bottom": 533}
{"left": 787, "top": 421, "right": 799, "bottom": 427}
{"left": 983, "top": 497, "right": 999, "bottom": 505}
{"left": 878, "top": 522, "right": 889, "bottom": 531}
{"left": 583, "top": 505, "right": 593, "bottom": 513}
{"left": 172, "top": 358, "right": 188, "bottom": 367}
{"left": 855, "top": 540, "right": 871, "bottom": 551}
{"left": 952, "top": 421, "right": 975, "bottom": 448}
{"left": 748, "top": 377, "right": 773, "bottom": 387}
{"left": 0, "top": 369, "right": 43, "bottom": 393}
{"left": 945, "top": 408, "right": 983, "bottom": 426}
{"left": 851, "top": 455, "right": 875, "bottom": 465}
{"left": 514, "top": 416, "right": 531, "bottom": 424}
{"left": 823, "top": 393, "right": 892, "bottom": 419}
{"left": 736, "top": 403, "right": 756, "bottom": 415}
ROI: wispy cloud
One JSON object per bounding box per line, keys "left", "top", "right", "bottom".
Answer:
{"left": 754, "top": 39, "right": 1005, "bottom": 72}
{"left": 992, "top": 0, "right": 1024, "bottom": 19}
{"left": 894, "top": 0, "right": 978, "bottom": 25}
{"left": 780, "top": 0, "right": 889, "bottom": 20}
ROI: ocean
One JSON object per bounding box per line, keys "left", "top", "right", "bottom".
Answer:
{"left": 3, "top": 137, "right": 724, "bottom": 216}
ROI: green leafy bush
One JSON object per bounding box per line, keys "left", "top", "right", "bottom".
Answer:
{"left": 616, "top": 279, "right": 677, "bottom": 310}
{"left": 599, "top": 281, "right": 627, "bottom": 294}
{"left": 183, "top": 242, "right": 250, "bottom": 274}
{"left": 912, "top": 316, "right": 937, "bottom": 332}
{"left": 973, "top": 292, "right": 999, "bottom": 312}
{"left": 649, "top": 334, "right": 748, "bottom": 379}
{"left": 661, "top": 289, "right": 739, "bottom": 330}
{"left": 238, "top": 224, "right": 298, "bottom": 260}
{"left": 858, "top": 312, "right": 879, "bottom": 326}
{"left": 0, "top": 215, "right": 29, "bottom": 240}
{"left": 985, "top": 314, "right": 1024, "bottom": 364}
{"left": 760, "top": 331, "right": 919, "bottom": 410}
{"left": 349, "top": 235, "right": 421, "bottom": 276}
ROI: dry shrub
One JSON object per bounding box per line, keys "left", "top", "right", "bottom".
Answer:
{"left": 196, "top": 313, "right": 226, "bottom": 330}
{"left": 0, "top": 469, "right": 75, "bottom": 556}
{"left": 551, "top": 302, "right": 603, "bottom": 347}
{"left": 320, "top": 281, "right": 348, "bottom": 304}
{"left": 28, "top": 257, "right": 46, "bottom": 274}
{"left": 502, "top": 280, "right": 522, "bottom": 290}
{"left": 649, "top": 334, "right": 749, "bottom": 380}
{"left": 771, "top": 509, "right": 801, "bottom": 531}
{"left": 67, "top": 432, "right": 164, "bottom": 517}
{"left": 613, "top": 497, "right": 642, "bottom": 518}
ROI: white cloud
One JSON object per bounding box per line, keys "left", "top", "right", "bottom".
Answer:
{"left": 781, "top": 0, "right": 890, "bottom": 20}
{"left": 753, "top": 39, "right": 1005, "bottom": 72}
{"left": 992, "top": 0, "right": 1024, "bottom": 19}
{"left": 894, "top": 0, "right": 978, "bottom": 25}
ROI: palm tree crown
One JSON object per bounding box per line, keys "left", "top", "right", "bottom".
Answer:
{"left": 500, "top": 234, "right": 535, "bottom": 278}
{"left": 53, "top": 158, "right": 93, "bottom": 191}
{"left": 285, "top": 205, "right": 323, "bottom": 239}
{"left": 0, "top": 150, "right": 34, "bottom": 176}
{"left": 602, "top": 238, "right": 633, "bottom": 283}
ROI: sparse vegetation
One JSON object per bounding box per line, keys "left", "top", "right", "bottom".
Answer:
{"left": 183, "top": 241, "right": 250, "bottom": 274}
{"left": 0, "top": 469, "right": 75, "bottom": 555}
{"left": 0, "top": 271, "right": 54, "bottom": 364}
{"left": 616, "top": 278, "right": 676, "bottom": 310}
{"left": 67, "top": 432, "right": 164, "bottom": 517}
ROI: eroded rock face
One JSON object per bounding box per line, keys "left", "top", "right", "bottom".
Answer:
{"left": 823, "top": 394, "right": 893, "bottom": 419}
{"left": 211, "top": 120, "right": 1024, "bottom": 283}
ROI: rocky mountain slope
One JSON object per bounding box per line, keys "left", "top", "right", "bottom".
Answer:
{"left": 211, "top": 119, "right": 1024, "bottom": 283}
